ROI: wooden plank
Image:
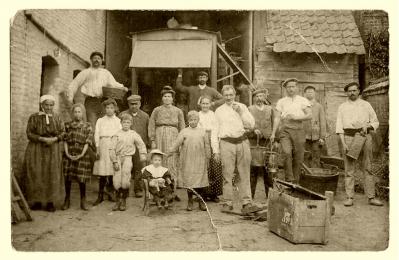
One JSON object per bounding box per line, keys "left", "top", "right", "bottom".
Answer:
{"left": 12, "top": 175, "right": 32, "bottom": 222}
{"left": 254, "top": 71, "right": 355, "bottom": 83}
{"left": 217, "top": 43, "right": 256, "bottom": 91}
{"left": 255, "top": 60, "right": 356, "bottom": 74}
{"left": 217, "top": 71, "right": 240, "bottom": 82}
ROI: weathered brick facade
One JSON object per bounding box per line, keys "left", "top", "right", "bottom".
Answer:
{"left": 10, "top": 10, "right": 106, "bottom": 178}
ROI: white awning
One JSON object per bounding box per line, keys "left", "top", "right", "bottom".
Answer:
{"left": 129, "top": 40, "right": 212, "bottom": 68}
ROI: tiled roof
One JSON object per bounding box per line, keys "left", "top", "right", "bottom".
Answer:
{"left": 265, "top": 10, "right": 365, "bottom": 55}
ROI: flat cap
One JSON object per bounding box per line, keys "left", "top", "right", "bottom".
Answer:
{"left": 343, "top": 82, "right": 360, "bottom": 92}
{"left": 252, "top": 88, "right": 268, "bottom": 96}
{"left": 304, "top": 85, "right": 316, "bottom": 92}
{"left": 282, "top": 78, "right": 299, "bottom": 87}
{"left": 127, "top": 94, "right": 141, "bottom": 102}
{"left": 90, "top": 51, "right": 103, "bottom": 60}
{"left": 197, "top": 71, "right": 209, "bottom": 77}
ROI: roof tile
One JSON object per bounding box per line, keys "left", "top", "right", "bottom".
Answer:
{"left": 264, "top": 10, "right": 365, "bottom": 54}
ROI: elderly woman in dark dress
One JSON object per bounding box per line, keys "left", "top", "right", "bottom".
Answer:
{"left": 24, "top": 95, "right": 65, "bottom": 212}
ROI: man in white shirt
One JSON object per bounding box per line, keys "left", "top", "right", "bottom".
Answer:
{"left": 270, "top": 78, "right": 312, "bottom": 183}
{"left": 336, "top": 82, "right": 382, "bottom": 207}
{"left": 215, "top": 85, "right": 261, "bottom": 214}
{"left": 66, "top": 51, "right": 127, "bottom": 129}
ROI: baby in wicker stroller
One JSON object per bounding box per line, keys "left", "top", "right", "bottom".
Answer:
{"left": 142, "top": 149, "right": 174, "bottom": 209}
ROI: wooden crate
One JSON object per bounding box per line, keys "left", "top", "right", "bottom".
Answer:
{"left": 267, "top": 180, "right": 332, "bottom": 244}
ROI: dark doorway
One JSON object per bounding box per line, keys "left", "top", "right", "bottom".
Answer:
{"left": 40, "top": 55, "right": 59, "bottom": 96}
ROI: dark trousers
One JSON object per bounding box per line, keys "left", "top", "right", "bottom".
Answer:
{"left": 84, "top": 96, "right": 105, "bottom": 130}
{"left": 280, "top": 128, "right": 305, "bottom": 183}
{"left": 305, "top": 139, "right": 321, "bottom": 168}
{"left": 250, "top": 166, "right": 272, "bottom": 199}
{"left": 131, "top": 152, "right": 143, "bottom": 194}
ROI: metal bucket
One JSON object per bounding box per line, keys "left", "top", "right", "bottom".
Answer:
{"left": 250, "top": 135, "right": 268, "bottom": 166}
{"left": 299, "top": 167, "right": 339, "bottom": 195}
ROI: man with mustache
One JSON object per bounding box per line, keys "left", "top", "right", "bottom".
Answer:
{"left": 66, "top": 51, "right": 127, "bottom": 130}
{"left": 175, "top": 69, "right": 224, "bottom": 112}
{"left": 270, "top": 78, "right": 312, "bottom": 184}
{"left": 336, "top": 82, "right": 383, "bottom": 207}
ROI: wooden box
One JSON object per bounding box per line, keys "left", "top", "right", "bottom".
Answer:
{"left": 267, "top": 180, "right": 332, "bottom": 244}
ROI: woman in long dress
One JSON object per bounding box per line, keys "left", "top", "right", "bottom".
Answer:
{"left": 148, "top": 86, "right": 185, "bottom": 192}
{"left": 198, "top": 96, "right": 223, "bottom": 202}
{"left": 169, "top": 111, "right": 210, "bottom": 211}
{"left": 24, "top": 95, "right": 65, "bottom": 212}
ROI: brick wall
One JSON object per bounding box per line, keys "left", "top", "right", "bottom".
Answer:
{"left": 254, "top": 48, "right": 357, "bottom": 156}
{"left": 10, "top": 10, "right": 106, "bottom": 178}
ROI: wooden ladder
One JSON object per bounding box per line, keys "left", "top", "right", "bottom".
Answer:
{"left": 11, "top": 174, "right": 33, "bottom": 223}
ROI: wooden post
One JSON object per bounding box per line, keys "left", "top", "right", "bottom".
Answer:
{"left": 131, "top": 34, "right": 138, "bottom": 95}
{"left": 131, "top": 68, "right": 138, "bottom": 95}
{"left": 211, "top": 35, "right": 218, "bottom": 89}
{"left": 325, "top": 191, "right": 334, "bottom": 217}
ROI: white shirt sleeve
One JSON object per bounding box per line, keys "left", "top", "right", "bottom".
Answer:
{"left": 240, "top": 103, "right": 255, "bottom": 130}
{"left": 67, "top": 70, "right": 87, "bottom": 102}
{"left": 94, "top": 118, "right": 101, "bottom": 148}
{"left": 367, "top": 102, "right": 379, "bottom": 131}
{"left": 275, "top": 99, "right": 283, "bottom": 113}
{"left": 335, "top": 105, "right": 344, "bottom": 134}
{"left": 106, "top": 70, "right": 124, "bottom": 88}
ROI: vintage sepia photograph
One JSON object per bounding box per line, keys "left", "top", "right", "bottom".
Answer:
{"left": 9, "top": 8, "right": 390, "bottom": 251}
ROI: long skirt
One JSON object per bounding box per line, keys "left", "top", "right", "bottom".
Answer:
{"left": 24, "top": 141, "right": 64, "bottom": 206}
{"left": 204, "top": 154, "right": 223, "bottom": 196}
{"left": 93, "top": 137, "right": 114, "bottom": 176}
{"left": 155, "top": 126, "right": 179, "bottom": 181}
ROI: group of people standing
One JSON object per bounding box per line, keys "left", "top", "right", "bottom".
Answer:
{"left": 22, "top": 50, "right": 383, "bottom": 216}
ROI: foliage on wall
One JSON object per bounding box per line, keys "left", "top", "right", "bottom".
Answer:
{"left": 365, "top": 29, "right": 389, "bottom": 79}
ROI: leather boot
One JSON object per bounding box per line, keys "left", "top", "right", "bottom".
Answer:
{"left": 119, "top": 189, "right": 127, "bottom": 211}
{"left": 112, "top": 189, "right": 121, "bottom": 211}
{"left": 79, "top": 182, "right": 88, "bottom": 211}
{"left": 106, "top": 176, "right": 116, "bottom": 202}
{"left": 62, "top": 179, "right": 72, "bottom": 210}
{"left": 186, "top": 190, "right": 194, "bottom": 211}
{"left": 93, "top": 177, "right": 105, "bottom": 206}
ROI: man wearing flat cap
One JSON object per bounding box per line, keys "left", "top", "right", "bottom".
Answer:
{"left": 270, "top": 78, "right": 312, "bottom": 183}
{"left": 119, "top": 94, "right": 150, "bottom": 198}
{"left": 336, "top": 82, "right": 382, "bottom": 207}
{"left": 248, "top": 88, "right": 273, "bottom": 199}
{"left": 175, "top": 69, "right": 224, "bottom": 111}
{"left": 66, "top": 51, "right": 127, "bottom": 130}
{"left": 303, "top": 85, "right": 326, "bottom": 168}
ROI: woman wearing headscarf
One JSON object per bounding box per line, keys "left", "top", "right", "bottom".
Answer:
{"left": 24, "top": 95, "right": 65, "bottom": 212}
{"left": 148, "top": 86, "right": 185, "bottom": 190}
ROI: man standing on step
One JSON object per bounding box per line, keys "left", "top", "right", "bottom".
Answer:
{"left": 176, "top": 69, "right": 224, "bottom": 111}
{"left": 336, "top": 82, "right": 383, "bottom": 207}
{"left": 66, "top": 51, "right": 127, "bottom": 130}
